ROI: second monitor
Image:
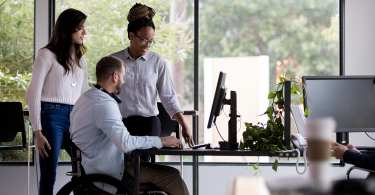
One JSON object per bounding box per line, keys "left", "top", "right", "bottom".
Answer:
{"left": 207, "top": 71, "right": 240, "bottom": 150}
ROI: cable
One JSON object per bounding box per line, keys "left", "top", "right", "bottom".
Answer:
{"left": 222, "top": 104, "right": 242, "bottom": 133}
{"left": 295, "top": 147, "right": 307, "bottom": 175}
{"left": 230, "top": 104, "right": 242, "bottom": 133}
{"left": 214, "top": 123, "right": 227, "bottom": 141}
{"left": 223, "top": 108, "right": 229, "bottom": 117}
{"left": 279, "top": 148, "right": 307, "bottom": 175}
{"left": 365, "top": 132, "right": 375, "bottom": 141}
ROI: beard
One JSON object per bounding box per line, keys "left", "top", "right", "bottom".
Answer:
{"left": 114, "top": 80, "right": 122, "bottom": 95}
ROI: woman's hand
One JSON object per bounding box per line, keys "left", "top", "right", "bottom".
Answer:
{"left": 173, "top": 112, "right": 195, "bottom": 148}
{"left": 181, "top": 126, "right": 195, "bottom": 148}
{"left": 34, "top": 130, "right": 51, "bottom": 158}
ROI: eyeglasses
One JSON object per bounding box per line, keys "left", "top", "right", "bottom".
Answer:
{"left": 134, "top": 34, "right": 155, "bottom": 46}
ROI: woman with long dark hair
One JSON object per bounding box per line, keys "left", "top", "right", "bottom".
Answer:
{"left": 26, "top": 8, "right": 88, "bottom": 195}
{"left": 111, "top": 3, "right": 195, "bottom": 157}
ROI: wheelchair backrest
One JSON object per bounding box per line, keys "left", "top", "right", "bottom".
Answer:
{"left": 68, "top": 140, "right": 85, "bottom": 177}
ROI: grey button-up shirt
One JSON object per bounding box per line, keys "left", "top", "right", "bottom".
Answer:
{"left": 70, "top": 85, "right": 163, "bottom": 194}
{"left": 110, "top": 47, "right": 182, "bottom": 119}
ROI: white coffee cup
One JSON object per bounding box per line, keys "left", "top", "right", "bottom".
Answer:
{"left": 306, "top": 117, "right": 336, "bottom": 193}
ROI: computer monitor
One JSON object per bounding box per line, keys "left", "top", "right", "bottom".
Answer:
{"left": 302, "top": 76, "right": 375, "bottom": 133}
{"left": 207, "top": 71, "right": 227, "bottom": 129}
{"left": 207, "top": 71, "right": 239, "bottom": 150}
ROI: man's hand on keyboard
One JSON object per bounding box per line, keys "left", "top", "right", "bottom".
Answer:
{"left": 332, "top": 142, "right": 348, "bottom": 160}
{"left": 347, "top": 144, "right": 361, "bottom": 153}
{"left": 160, "top": 136, "right": 183, "bottom": 149}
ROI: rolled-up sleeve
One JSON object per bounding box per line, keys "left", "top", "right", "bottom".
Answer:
{"left": 93, "top": 100, "right": 163, "bottom": 153}
{"left": 156, "top": 58, "right": 183, "bottom": 119}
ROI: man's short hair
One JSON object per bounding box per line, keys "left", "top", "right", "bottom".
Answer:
{"left": 96, "top": 56, "right": 126, "bottom": 83}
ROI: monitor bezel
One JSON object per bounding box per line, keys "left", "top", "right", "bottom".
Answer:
{"left": 207, "top": 71, "right": 227, "bottom": 129}
{"left": 302, "top": 75, "right": 375, "bottom": 132}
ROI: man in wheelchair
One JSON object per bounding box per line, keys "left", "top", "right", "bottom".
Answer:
{"left": 69, "top": 56, "right": 189, "bottom": 195}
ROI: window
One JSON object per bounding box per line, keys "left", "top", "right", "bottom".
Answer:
{"left": 55, "top": 0, "right": 194, "bottom": 162}
{"left": 199, "top": 0, "right": 340, "bottom": 163}
{"left": 54, "top": 0, "right": 340, "bottom": 164}
{"left": 0, "top": 0, "right": 35, "bottom": 163}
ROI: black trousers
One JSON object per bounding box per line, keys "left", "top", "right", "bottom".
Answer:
{"left": 123, "top": 116, "right": 161, "bottom": 162}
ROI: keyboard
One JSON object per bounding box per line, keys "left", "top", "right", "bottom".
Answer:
{"left": 355, "top": 146, "right": 375, "bottom": 150}
{"left": 192, "top": 143, "right": 211, "bottom": 149}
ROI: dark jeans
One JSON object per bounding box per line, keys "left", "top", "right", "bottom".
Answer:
{"left": 39, "top": 102, "right": 73, "bottom": 195}
{"left": 123, "top": 116, "right": 161, "bottom": 162}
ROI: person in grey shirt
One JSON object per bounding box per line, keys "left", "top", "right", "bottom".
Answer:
{"left": 110, "top": 4, "right": 194, "bottom": 159}
{"left": 70, "top": 56, "right": 189, "bottom": 195}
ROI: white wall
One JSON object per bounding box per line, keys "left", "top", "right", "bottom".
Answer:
{"left": 34, "top": 0, "right": 49, "bottom": 57}
{"left": 345, "top": 0, "right": 375, "bottom": 75}
{"left": 345, "top": 0, "right": 375, "bottom": 150}
{"left": 1, "top": 1, "right": 375, "bottom": 195}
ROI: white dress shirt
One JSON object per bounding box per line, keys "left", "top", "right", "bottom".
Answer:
{"left": 69, "top": 85, "right": 163, "bottom": 194}
{"left": 110, "top": 47, "right": 182, "bottom": 119}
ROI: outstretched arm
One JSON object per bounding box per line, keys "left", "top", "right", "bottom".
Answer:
{"left": 173, "top": 112, "right": 195, "bottom": 148}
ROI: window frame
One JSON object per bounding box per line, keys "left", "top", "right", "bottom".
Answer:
{"left": 0, "top": 0, "right": 37, "bottom": 166}
{"left": 48, "top": 0, "right": 344, "bottom": 166}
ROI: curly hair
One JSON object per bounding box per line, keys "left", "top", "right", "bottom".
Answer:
{"left": 127, "top": 3, "right": 156, "bottom": 39}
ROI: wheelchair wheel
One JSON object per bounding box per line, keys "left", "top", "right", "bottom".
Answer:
{"left": 57, "top": 174, "right": 133, "bottom": 195}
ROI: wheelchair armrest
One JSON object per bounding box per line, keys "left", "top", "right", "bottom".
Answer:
{"left": 346, "top": 166, "right": 375, "bottom": 180}
{"left": 66, "top": 171, "right": 79, "bottom": 176}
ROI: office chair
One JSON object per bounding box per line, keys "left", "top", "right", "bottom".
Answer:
{"left": 346, "top": 166, "right": 375, "bottom": 180}
{"left": 155, "top": 102, "right": 198, "bottom": 177}
{"left": 155, "top": 102, "right": 183, "bottom": 174}
{"left": 0, "top": 102, "right": 35, "bottom": 195}
{"left": 58, "top": 141, "right": 167, "bottom": 195}
{"left": 0, "top": 102, "right": 27, "bottom": 150}
{"left": 157, "top": 102, "right": 180, "bottom": 139}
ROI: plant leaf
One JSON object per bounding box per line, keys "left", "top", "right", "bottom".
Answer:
{"left": 279, "top": 77, "right": 285, "bottom": 83}
{"left": 275, "top": 117, "right": 282, "bottom": 125}
{"left": 245, "top": 122, "right": 253, "bottom": 128}
{"left": 267, "top": 107, "right": 274, "bottom": 119}
{"left": 253, "top": 164, "right": 259, "bottom": 171}
{"left": 276, "top": 90, "right": 283, "bottom": 99}
{"left": 304, "top": 108, "right": 310, "bottom": 115}
{"left": 272, "top": 160, "right": 279, "bottom": 172}
{"left": 291, "top": 86, "right": 300, "bottom": 95}
{"left": 268, "top": 92, "right": 276, "bottom": 99}
{"left": 300, "top": 97, "right": 304, "bottom": 103}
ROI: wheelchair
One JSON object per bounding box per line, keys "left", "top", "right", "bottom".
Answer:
{"left": 57, "top": 141, "right": 167, "bottom": 195}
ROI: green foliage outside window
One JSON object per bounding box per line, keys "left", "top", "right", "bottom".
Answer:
{"left": 0, "top": 0, "right": 340, "bottom": 163}
{"left": 56, "top": 0, "right": 194, "bottom": 85}
{"left": 0, "top": 0, "right": 34, "bottom": 163}
{"left": 55, "top": 0, "right": 195, "bottom": 161}
{"left": 196, "top": 0, "right": 339, "bottom": 104}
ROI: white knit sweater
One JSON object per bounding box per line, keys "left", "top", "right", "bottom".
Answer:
{"left": 26, "top": 48, "right": 89, "bottom": 131}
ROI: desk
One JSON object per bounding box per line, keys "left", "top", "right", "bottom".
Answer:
{"left": 133, "top": 148, "right": 298, "bottom": 195}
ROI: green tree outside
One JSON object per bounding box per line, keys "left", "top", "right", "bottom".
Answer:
{"left": 0, "top": 0, "right": 34, "bottom": 162}
{"left": 0, "top": 0, "right": 339, "bottom": 162}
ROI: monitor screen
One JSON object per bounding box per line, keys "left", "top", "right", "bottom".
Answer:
{"left": 207, "top": 71, "right": 227, "bottom": 129}
{"left": 303, "top": 76, "right": 375, "bottom": 132}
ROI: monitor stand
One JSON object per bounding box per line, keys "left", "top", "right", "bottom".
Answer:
{"left": 219, "top": 90, "right": 239, "bottom": 150}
